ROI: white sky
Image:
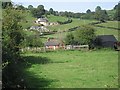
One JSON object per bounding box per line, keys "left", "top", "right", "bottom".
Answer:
{"left": 11, "top": 0, "right": 120, "bottom": 2}
{"left": 11, "top": 0, "right": 119, "bottom": 13}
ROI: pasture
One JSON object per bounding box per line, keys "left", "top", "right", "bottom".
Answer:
{"left": 47, "top": 19, "right": 97, "bottom": 32}
{"left": 22, "top": 50, "right": 118, "bottom": 88}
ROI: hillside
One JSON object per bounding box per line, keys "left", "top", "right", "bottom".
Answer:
{"left": 20, "top": 11, "right": 119, "bottom": 43}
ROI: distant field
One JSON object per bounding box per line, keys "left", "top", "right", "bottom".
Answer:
{"left": 96, "top": 21, "right": 118, "bottom": 29}
{"left": 20, "top": 13, "right": 119, "bottom": 42}
{"left": 95, "top": 27, "right": 118, "bottom": 40}
{"left": 20, "top": 11, "right": 36, "bottom": 29}
{"left": 22, "top": 50, "right": 118, "bottom": 88}
{"left": 47, "top": 15, "right": 67, "bottom": 22}
{"left": 47, "top": 19, "right": 97, "bottom": 31}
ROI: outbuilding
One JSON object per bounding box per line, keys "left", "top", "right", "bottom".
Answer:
{"left": 44, "top": 38, "right": 65, "bottom": 50}
{"left": 94, "top": 35, "right": 117, "bottom": 48}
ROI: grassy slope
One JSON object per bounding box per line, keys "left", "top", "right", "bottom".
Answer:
{"left": 23, "top": 50, "right": 118, "bottom": 88}
{"left": 44, "top": 21, "right": 119, "bottom": 42}
{"left": 95, "top": 27, "right": 118, "bottom": 40}
{"left": 94, "top": 21, "right": 119, "bottom": 40}
{"left": 96, "top": 21, "right": 118, "bottom": 28}
{"left": 20, "top": 12, "right": 119, "bottom": 42}
{"left": 47, "top": 15, "right": 67, "bottom": 22}
{"left": 20, "top": 10, "right": 36, "bottom": 29}
{"left": 47, "top": 19, "right": 97, "bottom": 31}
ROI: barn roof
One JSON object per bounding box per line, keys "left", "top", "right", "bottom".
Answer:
{"left": 95, "top": 35, "right": 117, "bottom": 42}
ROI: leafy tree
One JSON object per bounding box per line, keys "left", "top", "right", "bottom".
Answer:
{"left": 37, "top": 5, "right": 45, "bottom": 16}
{"left": 86, "top": 9, "right": 91, "bottom": 14}
{"left": 95, "top": 6, "right": 102, "bottom": 20}
{"left": 23, "top": 35, "right": 43, "bottom": 47}
{"left": 95, "top": 6, "right": 101, "bottom": 12}
{"left": 2, "top": 5, "right": 25, "bottom": 88}
{"left": 31, "top": 5, "right": 45, "bottom": 18}
{"left": 114, "top": 2, "right": 120, "bottom": 21}
{"left": 74, "top": 25, "right": 96, "bottom": 46}
{"left": 2, "top": 2, "right": 12, "bottom": 9}
{"left": 49, "top": 8, "right": 54, "bottom": 14}
{"left": 65, "top": 33, "right": 75, "bottom": 45}
{"left": 31, "top": 8, "right": 38, "bottom": 17}
{"left": 100, "top": 10, "right": 109, "bottom": 21}
{"left": 95, "top": 6, "right": 109, "bottom": 21}
{"left": 28, "top": 5, "right": 33, "bottom": 10}
{"left": 17, "top": 5, "right": 25, "bottom": 10}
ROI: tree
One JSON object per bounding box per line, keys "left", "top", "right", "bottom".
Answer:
{"left": 17, "top": 5, "right": 25, "bottom": 10}
{"left": 86, "top": 9, "right": 91, "bottom": 14}
{"left": 95, "top": 6, "right": 102, "bottom": 20}
{"left": 74, "top": 25, "right": 96, "bottom": 46}
{"left": 24, "top": 35, "right": 43, "bottom": 47}
{"left": 49, "top": 8, "right": 54, "bottom": 14}
{"left": 100, "top": 10, "right": 109, "bottom": 21}
{"left": 2, "top": 2, "right": 13, "bottom": 9}
{"left": 95, "top": 6, "right": 109, "bottom": 21}
{"left": 37, "top": 5, "right": 45, "bottom": 16}
{"left": 28, "top": 5, "right": 33, "bottom": 10}
{"left": 2, "top": 5, "right": 25, "bottom": 88}
{"left": 95, "top": 6, "right": 101, "bottom": 12}
{"left": 114, "top": 2, "right": 120, "bottom": 21}
{"left": 65, "top": 33, "right": 75, "bottom": 45}
{"left": 31, "top": 5, "right": 45, "bottom": 18}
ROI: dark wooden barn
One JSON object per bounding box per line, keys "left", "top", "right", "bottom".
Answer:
{"left": 94, "top": 35, "right": 117, "bottom": 48}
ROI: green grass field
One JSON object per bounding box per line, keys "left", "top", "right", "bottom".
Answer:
{"left": 47, "top": 15, "right": 67, "bottom": 22}
{"left": 47, "top": 19, "right": 97, "bottom": 32}
{"left": 96, "top": 21, "right": 118, "bottom": 29}
{"left": 22, "top": 50, "right": 118, "bottom": 88}
{"left": 20, "top": 11, "right": 36, "bottom": 29}
{"left": 95, "top": 27, "right": 118, "bottom": 39}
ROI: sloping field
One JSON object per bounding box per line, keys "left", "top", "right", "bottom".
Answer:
{"left": 22, "top": 50, "right": 118, "bottom": 88}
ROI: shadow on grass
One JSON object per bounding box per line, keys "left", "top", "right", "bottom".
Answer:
{"left": 21, "top": 56, "right": 58, "bottom": 89}
{"left": 23, "top": 56, "right": 52, "bottom": 65}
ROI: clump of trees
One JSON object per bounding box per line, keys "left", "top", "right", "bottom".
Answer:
{"left": 22, "top": 35, "right": 44, "bottom": 48}
{"left": 94, "top": 6, "right": 109, "bottom": 22}
{"left": 65, "top": 33, "right": 75, "bottom": 45}
{"left": 65, "top": 25, "right": 96, "bottom": 48}
{"left": 29, "top": 5, "right": 45, "bottom": 18}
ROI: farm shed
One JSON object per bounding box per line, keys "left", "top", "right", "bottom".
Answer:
{"left": 94, "top": 35, "right": 117, "bottom": 48}
{"left": 44, "top": 38, "right": 65, "bottom": 50}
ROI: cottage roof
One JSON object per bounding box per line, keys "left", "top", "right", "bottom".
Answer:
{"left": 95, "top": 35, "right": 117, "bottom": 42}
{"left": 37, "top": 18, "right": 48, "bottom": 22}
{"left": 44, "top": 41, "right": 60, "bottom": 46}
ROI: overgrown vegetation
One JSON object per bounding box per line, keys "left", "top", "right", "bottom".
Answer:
{"left": 2, "top": 3, "right": 25, "bottom": 88}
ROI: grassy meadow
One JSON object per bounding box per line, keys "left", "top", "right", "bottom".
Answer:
{"left": 20, "top": 12, "right": 119, "bottom": 89}
{"left": 22, "top": 50, "right": 118, "bottom": 88}
{"left": 96, "top": 21, "right": 118, "bottom": 29}
{"left": 47, "top": 19, "right": 97, "bottom": 32}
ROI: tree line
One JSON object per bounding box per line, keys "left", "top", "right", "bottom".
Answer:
{"left": 3, "top": 2, "right": 120, "bottom": 21}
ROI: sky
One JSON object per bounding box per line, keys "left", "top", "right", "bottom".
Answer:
{"left": 11, "top": 0, "right": 119, "bottom": 13}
